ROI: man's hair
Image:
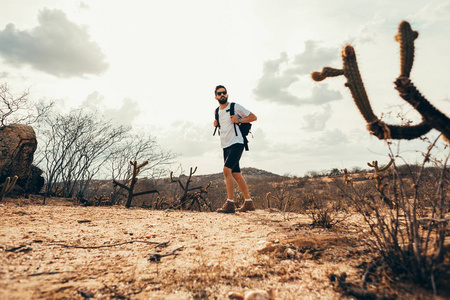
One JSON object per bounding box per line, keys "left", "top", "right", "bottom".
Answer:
{"left": 215, "top": 85, "right": 227, "bottom": 95}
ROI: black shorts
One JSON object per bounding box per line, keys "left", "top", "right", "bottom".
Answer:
{"left": 223, "top": 143, "right": 244, "bottom": 173}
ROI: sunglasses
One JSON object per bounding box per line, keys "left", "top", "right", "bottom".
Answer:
{"left": 216, "top": 91, "right": 227, "bottom": 96}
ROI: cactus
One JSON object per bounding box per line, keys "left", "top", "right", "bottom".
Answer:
{"left": 0, "top": 176, "right": 18, "bottom": 202}
{"left": 170, "top": 167, "right": 212, "bottom": 211}
{"left": 266, "top": 192, "right": 272, "bottom": 209}
{"left": 367, "top": 159, "right": 394, "bottom": 208}
{"left": 112, "top": 160, "right": 159, "bottom": 208}
{"left": 311, "top": 21, "right": 450, "bottom": 143}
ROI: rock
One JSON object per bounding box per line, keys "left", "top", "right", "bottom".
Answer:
{"left": 0, "top": 124, "right": 37, "bottom": 185}
{"left": 244, "top": 290, "right": 274, "bottom": 300}
{"left": 23, "top": 165, "right": 45, "bottom": 194}
{"left": 229, "top": 289, "right": 275, "bottom": 300}
{"left": 228, "top": 292, "right": 244, "bottom": 299}
{"left": 285, "top": 248, "right": 296, "bottom": 258}
{"left": 257, "top": 242, "right": 277, "bottom": 254}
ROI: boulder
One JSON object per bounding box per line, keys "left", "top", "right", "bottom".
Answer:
{"left": 0, "top": 124, "right": 37, "bottom": 185}
{"left": 24, "top": 165, "right": 45, "bottom": 194}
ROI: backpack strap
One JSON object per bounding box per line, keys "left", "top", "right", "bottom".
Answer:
{"left": 243, "top": 136, "right": 249, "bottom": 151}
{"left": 229, "top": 102, "right": 238, "bottom": 136}
{"left": 230, "top": 102, "right": 249, "bottom": 150}
{"left": 213, "top": 107, "right": 220, "bottom": 136}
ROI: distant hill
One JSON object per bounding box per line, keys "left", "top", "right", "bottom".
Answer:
{"left": 157, "top": 168, "right": 283, "bottom": 193}
{"left": 193, "top": 167, "right": 282, "bottom": 183}
{"left": 90, "top": 167, "right": 282, "bottom": 197}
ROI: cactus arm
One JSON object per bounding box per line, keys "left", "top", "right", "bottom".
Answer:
{"left": 310, "top": 46, "right": 379, "bottom": 125}
{"left": 0, "top": 177, "right": 11, "bottom": 196}
{"left": 112, "top": 179, "right": 130, "bottom": 191}
{"left": 393, "top": 21, "right": 450, "bottom": 142}
{"left": 137, "top": 160, "right": 149, "bottom": 169}
{"left": 394, "top": 78, "right": 450, "bottom": 141}
{"left": 368, "top": 120, "right": 431, "bottom": 140}
{"left": 0, "top": 176, "right": 18, "bottom": 201}
{"left": 311, "top": 67, "right": 344, "bottom": 81}
{"left": 5, "top": 176, "right": 17, "bottom": 194}
{"left": 204, "top": 181, "right": 212, "bottom": 192}
{"left": 311, "top": 21, "right": 449, "bottom": 143}
{"left": 379, "top": 159, "right": 393, "bottom": 172}
{"left": 342, "top": 45, "right": 379, "bottom": 124}
{"left": 367, "top": 161, "right": 378, "bottom": 170}
{"left": 395, "top": 21, "right": 418, "bottom": 78}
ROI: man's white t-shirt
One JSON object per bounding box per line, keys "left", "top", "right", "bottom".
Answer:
{"left": 217, "top": 102, "right": 251, "bottom": 149}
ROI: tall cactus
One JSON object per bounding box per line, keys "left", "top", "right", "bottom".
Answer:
{"left": 0, "top": 176, "right": 18, "bottom": 202}
{"left": 311, "top": 21, "right": 450, "bottom": 143}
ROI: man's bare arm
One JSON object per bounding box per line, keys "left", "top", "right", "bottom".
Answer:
{"left": 231, "top": 112, "right": 257, "bottom": 124}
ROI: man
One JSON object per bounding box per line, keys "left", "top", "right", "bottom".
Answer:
{"left": 213, "top": 85, "right": 257, "bottom": 213}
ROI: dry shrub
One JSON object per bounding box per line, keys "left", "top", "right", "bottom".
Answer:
{"left": 299, "top": 187, "right": 347, "bottom": 229}
{"left": 339, "top": 136, "right": 450, "bottom": 293}
{"left": 249, "top": 174, "right": 349, "bottom": 227}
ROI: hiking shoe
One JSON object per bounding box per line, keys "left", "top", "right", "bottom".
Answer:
{"left": 237, "top": 200, "right": 256, "bottom": 212}
{"left": 216, "top": 201, "right": 235, "bottom": 213}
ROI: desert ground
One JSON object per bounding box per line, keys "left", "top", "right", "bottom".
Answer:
{"left": 0, "top": 197, "right": 445, "bottom": 300}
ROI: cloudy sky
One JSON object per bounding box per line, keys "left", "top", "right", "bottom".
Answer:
{"left": 1, "top": 0, "right": 449, "bottom": 176}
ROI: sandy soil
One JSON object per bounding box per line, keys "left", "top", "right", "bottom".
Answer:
{"left": 0, "top": 198, "right": 437, "bottom": 299}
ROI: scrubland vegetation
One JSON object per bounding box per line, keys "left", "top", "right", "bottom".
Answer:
{"left": 1, "top": 79, "right": 449, "bottom": 298}
{"left": 1, "top": 20, "right": 450, "bottom": 299}
{"left": 2, "top": 133, "right": 449, "bottom": 299}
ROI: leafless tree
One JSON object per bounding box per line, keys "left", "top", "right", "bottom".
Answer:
{"left": 36, "top": 108, "right": 129, "bottom": 201}
{"left": 0, "top": 83, "right": 53, "bottom": 128}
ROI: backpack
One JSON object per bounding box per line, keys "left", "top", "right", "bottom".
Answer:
{"left": 213, "top": 102, "right": 252, "bottom": 151}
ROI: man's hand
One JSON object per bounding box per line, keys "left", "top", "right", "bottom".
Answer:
{"left": 214, "top": 120, "right": 218, "bottom": 127}
{"left": 230, "top": 115, "right": 239, "bottom": 123}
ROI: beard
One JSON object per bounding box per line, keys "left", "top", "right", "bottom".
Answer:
{"left": 218, "top": 97, "right": 227, "bottom": 105}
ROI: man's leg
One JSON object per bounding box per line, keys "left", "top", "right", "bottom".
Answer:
{"left": 217, "top": 145, "right": 242, "bottom": 213}
{"left": 224, "top": 167, "right": 235, "bottom": 200}
{"left": 223, "top": 144, "right": 244, "bottom": 200}
{"left": 216, "top": 166, "right": 236, "bottom": 213}
{"left": 232, "top": 172, "right": 250, "bottom": 199}
{"left": 233, "top": 172, "right": 256, "bottom": 212}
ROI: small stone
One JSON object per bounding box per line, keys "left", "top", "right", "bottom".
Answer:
{"left": 228, "top": 292, "right": 244, "bottom": 300}
{"left": 244, "top": 290, "right": 271, "bottom": 300}
{"left": 285, "top": 248, "right": 295, "bottom": 258}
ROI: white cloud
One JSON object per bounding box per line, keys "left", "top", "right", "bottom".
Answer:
{"left": 411, "top": 1, "right": 450, "bottom": 24}
{"left": 346, "top": 16, "right": 386, "bottom": 45}
{"left": 0, "top": 8, "right": 108, "bottom": 77}
{"left": 253, "top": 41, "right": 342, "bottom": 106}
{"left": 82, "top": 92, "right": 141, "bottom": 127}
{"left": 157, "top": 121, "right": 217, "bottom": 158}
{"left": 302, "top": 105, "right": 332, "bottom": 132}
{"left": 291, "top": 41, "right": 338, "bottom": 75}
{"left": 79, "top": 2, "right": 90, "bottom": 10}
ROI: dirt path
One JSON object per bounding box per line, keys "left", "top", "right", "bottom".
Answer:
{"left": 0, "top": 200, "right": 399, "bottom": 299}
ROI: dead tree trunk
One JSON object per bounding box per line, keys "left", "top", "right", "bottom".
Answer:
{"left": 170, "top": 167, "right": 212, "bottom": 211}
{"left": 112, "top": 160, "right": 159, "bottom": 208}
